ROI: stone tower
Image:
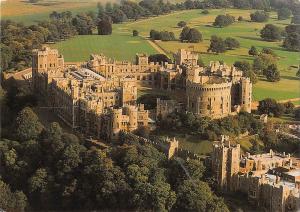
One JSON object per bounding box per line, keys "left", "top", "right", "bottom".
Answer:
{"left": 239, "top": 78, "right": 252, "bottom": 113}
{"left": 175, "top": 49, "right": 198, "bottom": 66}
{"left": 121, "top": 80, "right": 137, "bottom": 105}
{"left": 212, "top": 135, "right": 240, "bottom": 191}
{"left": 32, "top": 46, "right": 64, "bottom": 95}
{"left": 136, "top": 53, "right": 148, "bottom": 66}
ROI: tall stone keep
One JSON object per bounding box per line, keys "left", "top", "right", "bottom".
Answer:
{"left": 32, "top": 46, "right": 64, "bottom": 95}
{"left": 212, "top": 136, "right": 240, "bottom": 191}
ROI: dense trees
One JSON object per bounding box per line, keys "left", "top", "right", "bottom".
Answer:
{"left": 158, "top": 111, "right": 263, "bottom": 140}
{"left": 0, "top": 180, "right": 27, "bottom": 211}
{"left": 150, "top": 30, "right": 176, "bottom": 41}
{"left": 277, "top": 8, "right": 291, "bottom": 20}
{"left": 14, "top": 107, "right": 43, "bottom": 141}
{"left": 253, "top": 53, "right": 277, "bottom": 74}
{"left": 180, "top": 27, "right": 203, "bottom": 43}
{"left": 208, "top": 36, "right": 240, "bottom": 53}
{"left": 207, "top": 36, "right": 226, "bottom": 53}
{"left": 213, "top": 14, "right": 235, "bottom": 27}
{"left": 250, "top": 11, "right": 269, "bottom": 22}
{"left": 283, "top": 24, "right": 300, "bottom": 52}
{"left": 148, "top": 54, "right": 172, "bottom": 64}
{"left": 260, "top": 24, "right": 282, "bottom": 41}
{"left": 248, "top": 46, "right": 258, "bottom": 56}
{"left": 72, "top": 13, "right": 95, "bottom": 35}
{"left": 224, "top": 37, "right": 240, "bottom": 49}
{"left": 177, "top": 21, "right": 187, "bottom": 28}
{"left": 132, "top": 30, "right": 139, "bottom": 36}
{"left": 234, "top": 61, "right": 257, "bottom": 83}
{"left": 97, "top": 16, "right": 112, "bottom": 35}
{"left": 264, "top": 64, "right": 280, "bottom": 82}
{"left": 258, "top": 98, "right": 285, "bottom": 117}
{"left": 0, "top": 104, "right": 229, "bottom": 211}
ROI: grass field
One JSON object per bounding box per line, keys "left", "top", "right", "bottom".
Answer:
{"left": 1, "top": 0, "right": 101, "bottom": 24}
{"left": 153, "top": 129, "right": 213, "bottom": 155}
{"left": 52, "top": 34, "right": 158, "bottom": 61}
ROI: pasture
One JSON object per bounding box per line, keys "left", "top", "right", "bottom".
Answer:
{"left": 52, "top": 33, "right": 158, "bottom": 61}
{"left": 1, "top": 0, "right": 100, "bottom": 24}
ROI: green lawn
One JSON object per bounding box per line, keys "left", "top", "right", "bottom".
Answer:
{"left": 153, "top": 130, "right": 213, "bottom": 155}
{"left": 52, "top": 34, "right": 158, "bottom": 61}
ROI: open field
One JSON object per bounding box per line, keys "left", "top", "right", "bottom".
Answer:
{"left": 1, "top": 0, "right": 101, "bottom": 24}
{"left": 52, "top": 33, "right": 158, "bottom": 61}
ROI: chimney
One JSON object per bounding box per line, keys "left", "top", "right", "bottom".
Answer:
{"left": 276, "top": 176, "right": 280, "bottom": 184}
{"left": 295, "top": 181, "right": 300, "bottom": 189}
{"left": 270, "top": 149, "right": 273, "bottom": 157}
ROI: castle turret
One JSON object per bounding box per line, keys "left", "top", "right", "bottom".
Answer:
{"left": 212, "top": 137, "right": 240, "bottom": 191}
{"left": 32, "top": 46, "right": 64, "bottom": 95}
{"left": 240, "top": 78, "right": 252, "bottom": 113}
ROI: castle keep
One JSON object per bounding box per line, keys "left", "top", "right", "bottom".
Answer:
{"left": 212, "top": 137, "right": 300, "bottom": 211}
{"left": 32, "top": 46, "right": 252, "bottom": 140}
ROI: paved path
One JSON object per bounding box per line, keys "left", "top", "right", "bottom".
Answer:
{"left": 146, "top": 39, "right": 168, "bottom": 55}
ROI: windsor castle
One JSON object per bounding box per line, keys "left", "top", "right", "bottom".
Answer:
{"left": 32, "top": 46, "right": 252, "bottom": 140}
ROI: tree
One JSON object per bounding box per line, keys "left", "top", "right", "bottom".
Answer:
{"left": 72, "top": 14, "right": 95, "bottom": 35}
{"left": 264, "top": 64, "right": 280, "bottom": 82}
{"left": 207, "top": 35, "right": 226, "bottom": 53}
{"left": 14, "top": 107, "right": 43, "bottom": 141}
{"left": 213, "top": 14, "right": 235, "bottom": 27}
{"left": 175, "top": 179, "right": 226, "bottom": 211}
{"left": 283, "top": 101, "right": 295, "bottom": 114}
{"left": 111, "top": 8, "right": 128, "bottom": 23}
{"left": 277, "top": 8, "right": 291, "bottom": 20}
{"left": 177, "top": 21, "right": 187, "bottom": 28}
{"left": 0, "top": 180, "right": 27, "bottom": 211}
{"left": 253, "top": 53, "right": 277, "bottom": 74}
{"left": 97, "top": 2, "right": 105, "bottom": 18}
{"left": 234, "top": 61, "right": 251, "bottom": 73}
{"left": 224, "top": 37, "right": 240, "bottom": 49}
{"left": 186, "top": 28, "right": 202, "bottom": 43}
{"left": 248, "top": 46, "right": 258, "bottom": 56}
{"left": 132, "top": 30, "right": 139, "bottom": 36}
{"left": 180, "top": 26, "right": 190, "bottom": 42}
{"left": 295, "top": 108, "right": 300, "bottom": 121}
{"left": 238, "top": 16, "right": 244, "bottom": 21}
{"left": 202, "top": 10, "right": 209, "bottom": 14}
{"left": 148, "top": 54, "right": 172, "bottom": 64}
{"left": 261, "top": 47, "right": 276, "bottom": 56}
{"left": 283, "top": 25, "right": 300, "bottom": 52}
{"left": 296, "top": 67, "right": 300, "bottom": 78}
{"left": 260, "top": 24, "right": 282, "bottom": 41}
{"left": 97, "top": 16, "right": 112, "bottom": 35}
{"left": 258, "top": 98, "right": 284, "bottom": 117}
{"left": 250, "top": 11, "right": 269, "bottom": 22}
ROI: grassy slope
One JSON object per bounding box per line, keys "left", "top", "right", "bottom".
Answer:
{"left": 122, "top": 9, "right": 300, "bottom": 101}
{"left": 1, "top": 0, "right": 101, "bottom": 24}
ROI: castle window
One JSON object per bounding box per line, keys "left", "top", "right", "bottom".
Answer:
{"left": 40, "top": 64, "right": 42, "bottom": 68}
{"left": 137, "top": 76, "right": 140, "bottom": 80}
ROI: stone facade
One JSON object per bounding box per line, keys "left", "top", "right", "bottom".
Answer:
{"left": 32, "top": 46, "right": 252, "bottom": 140}
{"left": 211, "top": 137, "right": 300, "bottom": 211}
